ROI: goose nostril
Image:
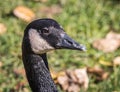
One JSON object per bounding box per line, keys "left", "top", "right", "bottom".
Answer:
{"left": 66, "top": 40, "right": 73, "bottom": 45}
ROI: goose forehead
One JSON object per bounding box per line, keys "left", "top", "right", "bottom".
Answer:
{"left": 28, "top": 28, "right": 54, "bottom": 54}
{"left": 48, "top": 25, "right": 63, "bottom": 30}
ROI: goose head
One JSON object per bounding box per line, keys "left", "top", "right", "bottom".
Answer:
{"left": 23, "top": 18, "right": 86, "bottom": 54}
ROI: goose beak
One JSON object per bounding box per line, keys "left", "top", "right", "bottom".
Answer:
{"left": 56, "top": 33, "right": 86, "bottom": 51}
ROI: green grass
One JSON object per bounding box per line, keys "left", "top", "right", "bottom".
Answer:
{"left": 0, "top": 0, "right": 120, "bottom": 92}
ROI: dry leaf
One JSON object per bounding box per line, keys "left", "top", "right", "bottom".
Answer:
{"left": 113, "top": 56, "right": 120, "bottom": 66}
{"left": 68, "top": 83, "right": 80, "bottom": 92}
{"left": 15, "top": 81, "right": 26, "bottom": 90}
{"left": 0, "top": 23, "right": 7, "bottom": 35}
{"left": 57, "top": 68, "right": 89, "bottom": 91}
{"left": 51, "top": 70, "right": 65, "bottom": 79}
{"left": 74, "top": 68, "right": 89, "bottom": 89}
{"left": 87, "top": 66, "right": 104, "bottom": 76}
{"left": 39, "top": 5, "right": 62, "bottom": 18}
{"left": 23, "top": 88, "right": 29, "bottom": 92}
{"left": 51, "top": 70, "right": 58, "bottom": 79}
{"left": 87, "top": 66, "right": 109, "bottom": 81}
{"left": 13, "top": 68, "right": 25, "bottom": 77}
{"left": 66, "top": 70, "right": 78, "bottom": 83}
{"left": 106, "top": 31, "right": 120, "bottom": 40}
{"left": 34, "top": 0, "right": 48, "bottom": 3}
{"left": 0, "top": 62, "right": 3, "bottom": 67}
{"left": 57, "top": 73, "right": 69, "bottom": 91}
{"left": 93, "top": 31, "right": 120, "bottom": 53}
{"left": 54, "top": 68, "right": 89, "bottom": 91}
{"left": 101, "top": 72, "right": 109, "bottom": 80}
{"left": 93, "top": 38, "right": 120, "bottom": 53}
{"left": 13, "top": 6, "right": 35, "bottom": 22}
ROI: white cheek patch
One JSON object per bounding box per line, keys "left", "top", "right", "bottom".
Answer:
{"left": 28, "top": 28, "right": 55, "bottom": 54}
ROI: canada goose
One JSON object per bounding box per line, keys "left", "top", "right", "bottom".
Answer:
{"left": 22, "top": 18, "right": 86, "bottom": 92}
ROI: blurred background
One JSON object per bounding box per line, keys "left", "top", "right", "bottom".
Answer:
{"left": 0, "top": 0, "right": 120, "bottom": 92}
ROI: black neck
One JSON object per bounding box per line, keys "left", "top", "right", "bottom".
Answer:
{"left": 22, "top": 53, "right": 58, "bottom": 92}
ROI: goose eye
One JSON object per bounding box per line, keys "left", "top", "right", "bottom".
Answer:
{"left": 42, "top": 28, "right": 49, "bottom": 34}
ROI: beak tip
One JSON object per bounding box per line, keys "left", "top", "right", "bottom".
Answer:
{"left": 80, "top": 45, "right": 86, "bottom": 51}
